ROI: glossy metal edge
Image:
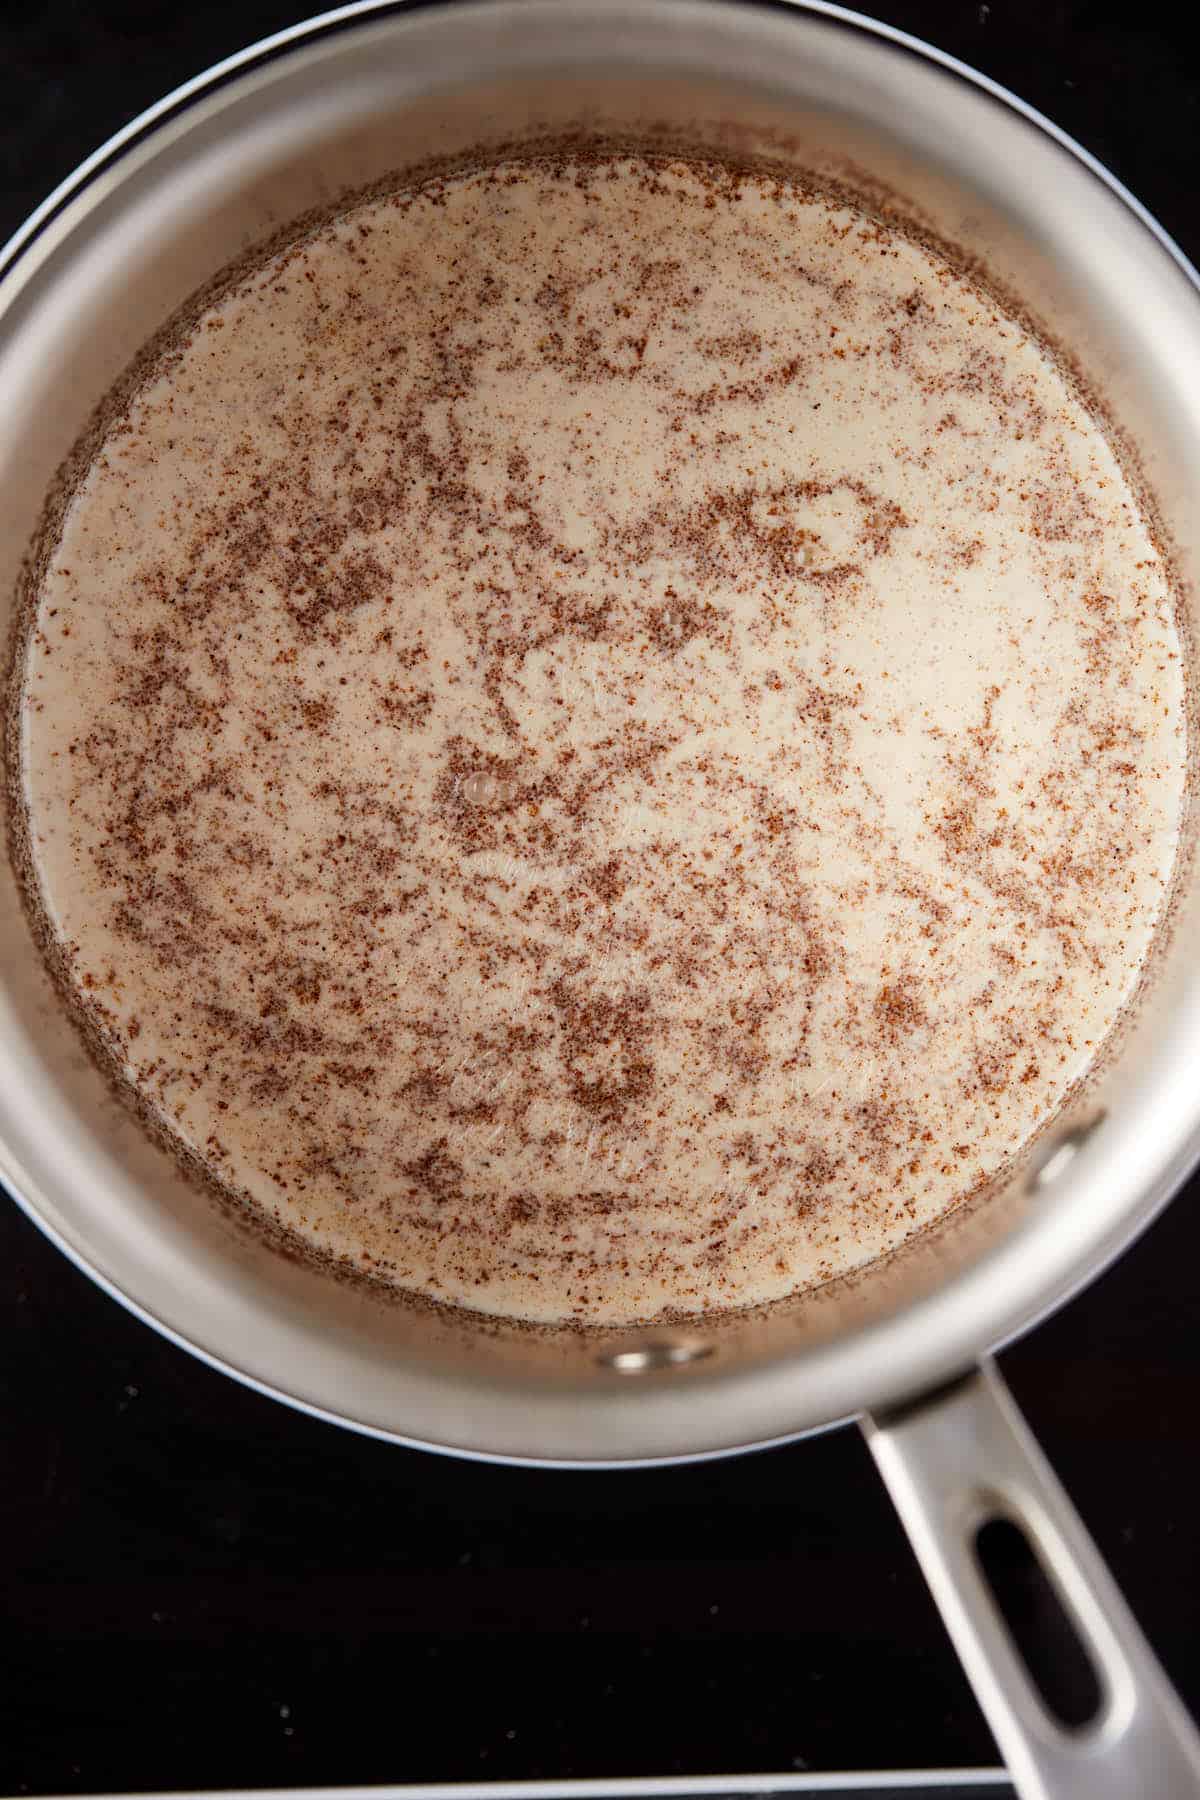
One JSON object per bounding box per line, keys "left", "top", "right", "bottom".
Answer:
{"left": 2, "top": 0, "right": 1199, "bottom": 1468}
{"left": 29, "top": 1772, "right": 1012, "bottom": 1798}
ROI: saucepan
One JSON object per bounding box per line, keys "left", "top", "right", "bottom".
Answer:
{"left": 2, "top": 3, "right": 1199, "bottom": 1795}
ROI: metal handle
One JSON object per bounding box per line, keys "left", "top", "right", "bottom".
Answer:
{"left": 864, "top": 1359, "right": 1200, "bottom": 1800}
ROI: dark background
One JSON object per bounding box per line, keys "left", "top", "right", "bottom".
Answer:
{"left": 1, "top": 3, "right": 1197, "bottom": 1794}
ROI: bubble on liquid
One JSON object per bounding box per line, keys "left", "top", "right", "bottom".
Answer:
{"left": 462, "top": 770, "right": 515, "bottom": 807}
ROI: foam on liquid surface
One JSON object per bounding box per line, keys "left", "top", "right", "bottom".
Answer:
{"left": 20, "top": 155, "right": 1187, "bottom": 1322}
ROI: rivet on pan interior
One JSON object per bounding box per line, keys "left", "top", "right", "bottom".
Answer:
{"left": 597, "top": 1341, "right": 713, "bottom": 1373}
{"left": 1028, "top": 1111, "right": 1106, "bottom": 1191}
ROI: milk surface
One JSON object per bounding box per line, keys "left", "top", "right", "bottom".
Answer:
{"left": 20, "top": 156, "right": 1187, "bottom": 1322}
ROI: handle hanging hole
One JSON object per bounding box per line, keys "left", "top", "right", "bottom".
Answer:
{"left": 975, "top": 1515, "right": 1104, "bottom": 1729}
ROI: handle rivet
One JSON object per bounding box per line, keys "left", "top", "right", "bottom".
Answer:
{"left": 1028, "top": 1111, "right": 1106, "bottom": 1191}
{"left": 597, "top": 1341, "right": 712, "bottom": 1373}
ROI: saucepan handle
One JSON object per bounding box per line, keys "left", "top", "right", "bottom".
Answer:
{"left": 863, "top": 1359, "right": 1200, "bottom": 1800}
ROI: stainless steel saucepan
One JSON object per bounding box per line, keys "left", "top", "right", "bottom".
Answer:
{"left": 2, "top": 5, "right": 1199, "bottom": 1795}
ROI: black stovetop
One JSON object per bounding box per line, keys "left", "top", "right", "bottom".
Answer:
{"left": 2, "top": 3, "right": 1197, "bottom": 1793}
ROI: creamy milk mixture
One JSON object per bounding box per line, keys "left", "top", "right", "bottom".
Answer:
{"left": 18, "top": 154, "right": 1187, "bottom": 1323}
